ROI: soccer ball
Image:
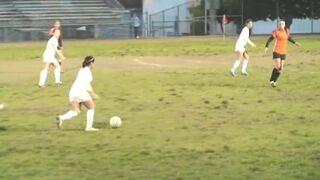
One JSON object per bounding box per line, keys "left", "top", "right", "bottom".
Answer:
{"left": 0, "top": 104, "right": 4, "bottom": 110}
{"left": 109, "top": 116, "right": 122, "bottom": 128}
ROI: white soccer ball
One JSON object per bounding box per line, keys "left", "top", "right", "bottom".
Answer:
{"left": 0, "top": 104, "right": 4, "bottom": 110}
{"left": 109, "top": 116, "right": 122, "bottom": 128}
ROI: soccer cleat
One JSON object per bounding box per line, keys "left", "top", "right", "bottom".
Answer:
{"left": 85, "top": 127, "right": 99, "bottom": 132}
{"left": 270, "top": 81, "right": 277, "bottom": 88}
{"left": 56, "top": 116, "right": 63, "bottom": 129}
{"left": 241, "top": 71, "right": 249, "bottom": 76}
{"left": 56, "top": 82, "right": 62, "bottom": 86}
{"left": 230, "top": 69, "right": 236, "bottom": 77}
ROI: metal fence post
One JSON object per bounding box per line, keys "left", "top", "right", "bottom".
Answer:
{"left": 145, "top": 11, "right": 149, "bottom": 37}
{"left": 204, "top": 0, "right": 207, "bottom": 35}
{"left": 162, "top": 10, "right": 165, "bottom": 36}
{"left": 177, "top": 5, "right": 180, "bottom": 35}
{"left": 311, "top": 0, "right": 314, "bottom": 33}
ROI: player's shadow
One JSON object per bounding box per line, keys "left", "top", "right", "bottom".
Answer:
{"left": 0, "top": 126, "right": 7, "bottom": 131}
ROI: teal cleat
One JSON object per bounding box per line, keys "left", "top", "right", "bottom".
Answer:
{"left": 230, "top": 69, "right": 236, "bottom": 77}
{"left": 241, "top": 71, "right": 249, "bottom": 76}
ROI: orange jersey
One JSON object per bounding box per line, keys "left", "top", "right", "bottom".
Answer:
{"left": 272, "top": 29, "right": 290, "bottom": 54}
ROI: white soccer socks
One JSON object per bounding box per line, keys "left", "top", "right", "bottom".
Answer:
{"left": 54, "top": 67, "right": 62, "bottom": 84}
{"left": 39, "top": 69, "right": 48, "bottom": 87}
{"left": 242, "top": 59, "right": 249, "bottom": 73}
{"left": 59, "top": 110, "right": 78, "bottom": 121}
{"left": 232, "top": 60, "right": 240, "bottom": 71}
{"left": 39, "top": 67, "right": 62, "bottom": 87}
{"left": 85, "top": 109, "right": 98, "bottom": 131}
{"left": 86, "top": 109, "right": 94, "bottom": 129}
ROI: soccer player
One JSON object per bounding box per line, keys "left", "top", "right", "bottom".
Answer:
{"left": 230, "top": 19, "right": 256, "bottom": 76}
{"left": 49, "top": 20, "right": 64, "bottom": 70}
{"left": 265, "top": 20, "right": 300, "bottom": 87}
{"left": 38, "top": 29, "right": 65, "bottom": 87}
{"left": 57, "top": 56, "right": 99, "bottom": 132}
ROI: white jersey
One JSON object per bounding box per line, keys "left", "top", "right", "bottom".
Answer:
{"left": 69, "top": 67, "right": 93, "bottom": 102}
{"left": 235, "top": 26, "right": 252, "bottom": 48}
{"left": 70, "top": 67, "right": 92, "bottom": 95}
{"left": 132, "top": 16, "right": 140, "bottom": 27}
{"left": 43, "top": 36, "right": 59, "bottom": 62}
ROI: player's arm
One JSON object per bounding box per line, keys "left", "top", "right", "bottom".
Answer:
{"left": 58, "top": 37, "right": 63, "bottom": 50}
{"left": 55, "top": 48, "right": 65, "bottom": 61}
{"left": 288, "top": 36, "right": 301, "bottom": 46}
{"left": 48, "top": 28, "right": 54, "bottom": 36}
{"left": 87, "top": 84, "right": 98, "bottom": 100}
{"left": 51, "top": 42, "right": 65, "bottom": 60}
{"left": 244, "top": 29, "right": 255, "bottom": 47}
{"left": 265, "top": 35, "right": 274, "bottom": 53}
{"left": 247, "top": 38, "right": 256, "bottom": 47}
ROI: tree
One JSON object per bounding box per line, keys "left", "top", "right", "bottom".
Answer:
{"left": 188, "top": 0, "right": 206, "bottom": 35}
{"left": 220, "top": 0, "right": 320, "bottom": 28}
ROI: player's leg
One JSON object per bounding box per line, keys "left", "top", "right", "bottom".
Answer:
{"left": 230, "top": 50, "right": 243, "bottom": 76}
{"left": 134, "top": 27, "right": 138, "bottom": 38}
{"left": 242, "top": 52, "right": 249, "bottom": 75}
{"left": 274, "top": 59, "right": 285, "bottom": 83}
{"left": 57, "top": 49, "right": 64, "bottom": 73}
{"left": 82, "top": 100, "right": 98, "bottom": 131}
{"left": 270, "top": 57, "right": 281, "bottom": 87}
{"left": 52, "top": 60, "right": 62, "bottom": 85}
{"left": 57, "top": 101, "right": 81, "bottom": 129}
{"left": 39, "top": 62, "right": 50, "bottom": 87}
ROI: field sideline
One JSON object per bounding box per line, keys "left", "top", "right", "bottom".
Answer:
{"left": 0, "top": 36, "right": 320, "bottom": 179}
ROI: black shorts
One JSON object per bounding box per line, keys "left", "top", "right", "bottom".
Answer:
{"left": 273, "top": 52, "right": 286, "bottom": 60}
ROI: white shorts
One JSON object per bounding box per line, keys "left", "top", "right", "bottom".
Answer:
{"left": 43, "top": 54, "right": 58, "bottom": 63}
{"left": 235, "top": 45, "right": 246, "bottom": 53}
{"left": 69, "top": 92, "right": 92, "bottom": 103}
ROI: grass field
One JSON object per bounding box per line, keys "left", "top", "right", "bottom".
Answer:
{"left": 0, "top": 36, "right": 320, "bottom": 179}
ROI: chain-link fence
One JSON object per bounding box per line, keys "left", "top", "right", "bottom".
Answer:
{"left": 147, "top": 1, "right": 240, "bottom": 37}
{"left": 146, "top": 0, "right": 320, "bottom": 37}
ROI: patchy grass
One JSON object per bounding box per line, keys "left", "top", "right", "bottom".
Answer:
{"left": 0, "top": 36, "right": 320, "bottom": 179}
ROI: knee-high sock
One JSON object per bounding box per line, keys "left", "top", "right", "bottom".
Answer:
{"left": 232, "top": 60, "right": 240, "bottom": 71}
{"left": 274, "top": 69, "right": 281, "bottom": 82}
{"left": 59, "top": 110, "right": 78, "bottom": 121}
{"left": 86, "top": 109, "right": 94, "bottom": 128}
{"left": 54, "top": 67, "right": 61, "bottom": 83}
{"left": 270, "top": 68, "right": 277, "bottom": 82}
{"left": 39, "top": 69, "right": 48, "bottom": 86}
{"left": 242, "top": 59, "right": 249, "bottom": 73}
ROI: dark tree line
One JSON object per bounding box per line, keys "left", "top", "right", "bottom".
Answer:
{"left": 191, "top": 0, "right": 320, "bottom": 26}
{"left": 221, "top": 0, "right": 320, "bottom": 27}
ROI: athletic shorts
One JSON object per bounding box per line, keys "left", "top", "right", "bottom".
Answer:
{"left": 69, "top": 92, "right": 92, "bottom": 103}
{"left": 273, "top": 52, "right": 286, "bottom": 60}
{"left": 43, "top": 54, "right": 58, "bottom": 63}
{"left": 235, "top": 45, "right": 246, "bottom": 53}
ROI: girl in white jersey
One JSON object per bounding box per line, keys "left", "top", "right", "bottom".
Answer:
{"left": 57, "top": 56, "right": 99, "bottom": 132}
{"left": 230, "top": 19, "right": 256, "bottom": 76}
{"left": 38, "top": 29, "right": 65, "bottom": 87}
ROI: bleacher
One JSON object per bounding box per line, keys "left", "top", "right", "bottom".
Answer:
{"left": 0, "top": 0, "right": 131, "bottom": 41}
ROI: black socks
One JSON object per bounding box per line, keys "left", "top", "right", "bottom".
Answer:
{"left": 270, "top": 68, "right": 281, "bottom": 82}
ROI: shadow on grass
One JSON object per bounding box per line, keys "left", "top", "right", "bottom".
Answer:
{"left": 0, "top": 126, "right": 7, "bottom": 131}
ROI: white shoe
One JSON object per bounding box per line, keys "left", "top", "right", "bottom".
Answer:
{"left": 56, "top": 116, "right": 63, "bottom": 129}
{"left": 38, "top": 84, "right": 46, "bottom": 88}
{"left": 56, "top": 82, "right": 62, "bottom": 86}
{"left": 85, "top": 127, "right": 99, "bottom": 132}
{"left": 270, "top": 81, "right": 277, "bottom": 88}
{"left": 241, "top": 71, "right": 249, "bottom": 76}
{"left": 230, "top": 69, "right": 236, "bottom": 77}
